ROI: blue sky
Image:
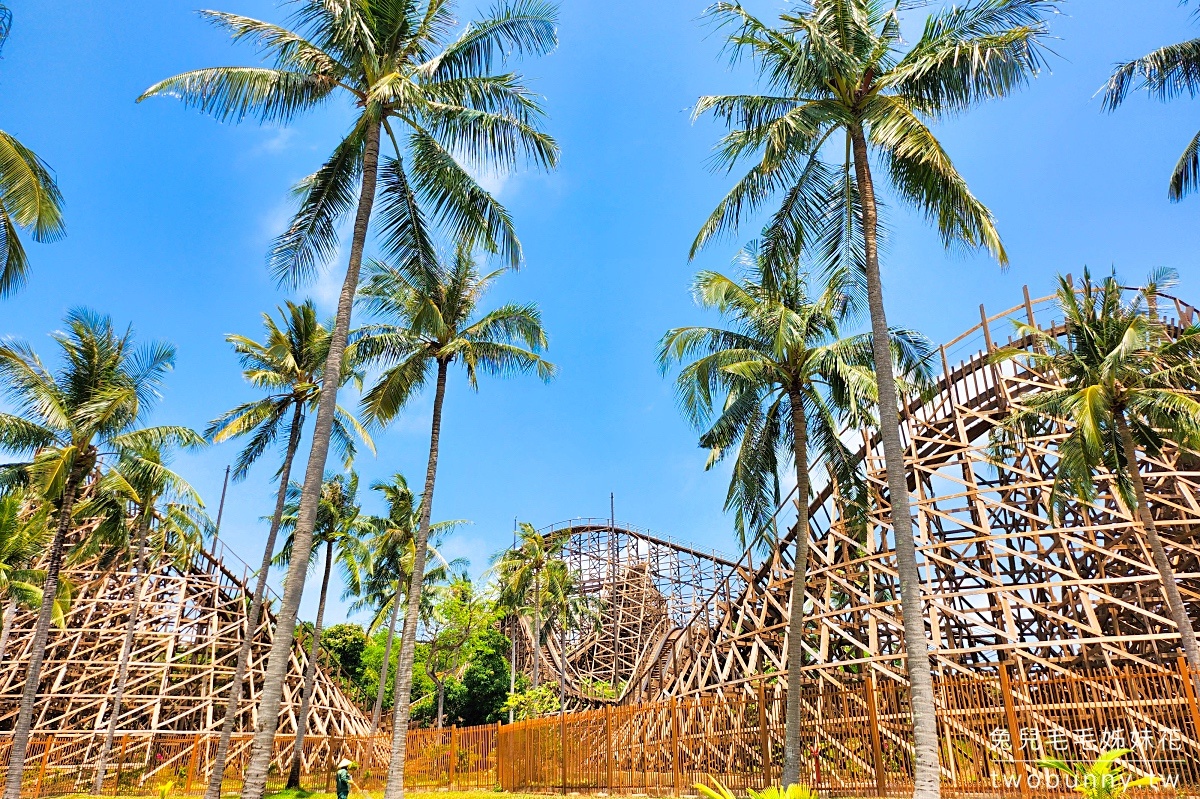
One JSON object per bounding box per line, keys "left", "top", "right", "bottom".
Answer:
{"left": 1, "top": 0, "right": 1198, "bottom": 624}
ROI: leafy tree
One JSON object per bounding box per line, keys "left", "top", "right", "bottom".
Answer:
{"left": 0, "top": 309, "right": 187, "bottom": 799}
{"left": 690, "top": 2, "right": 1054, "bottom": 793}
{"left": 354, "top": 247, "right": 554, "bottom": 794}
{"left": 501, "top": 683, "right": 560, "bottom": 721}
{"left": 201, "top": 300, "right": 371, "bottom": 799}
{"left": 423, "top": 575, "right": 495, "bottom": 727}
{"left": 139, "top": 1, "right": 558, "bottom": 793}
{"left": 90, "top": 439, "right": 208, "bottom": 793}
{"left": 1104, "top": 10, "right": 1200, "bottom": 200}
{"left": 660, "top": 245, "right": 930, "bottom": 782}
{"left": 454, "top": 626, "right": 513, "bottom": 724}
{"left": 0, "top": 2, "right": 65, "bottom": 297}
{"left": 322, "top": 622, "right": 369, "bottom": 686}
{"left": 992, "top": 269, "right": 1200, "bottom": 668}
{"left": 276, "top": 471, "right": 372, "bottom": 789}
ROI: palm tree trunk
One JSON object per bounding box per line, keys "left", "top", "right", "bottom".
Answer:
{"left": 92, "top": 508, "right": 153, "bottom": 794}
{"left": 372, "top": 598, "right": 401, "bottom": 733}
{"left": 0, "top": 599, "right": 16, "bottom": 663}
{"left": 532, "top": 575, "right": 541, "bottom": 689}
{"left": 205, "top": 401, "right": 305, "bottom": 799}
{"left": 782, "top": 388, "right": 811, "bottom": 787}
{"left": 3, "top": 456, "right": 87, "bottom": 799}
{"left": 558, "top": 613, "right": 566, "bottom": 711}
{"left": 287, "top": 539, "right": 334, "bottom": 789}
{"left": 239, "top": 119, "right": 382, "bottom": 799}
{"left": 1115, "top": 409, "right": 1200, "bottom": 667}
{"left": 508, "top": 622, "right": 517, "bottom": 724}
{"left": 850, "top": 125, "right": 940, "bottom": 799}
{"left": 383, "top": 358, "right": 449, "bottom": 799}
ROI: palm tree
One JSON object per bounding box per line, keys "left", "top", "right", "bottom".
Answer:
{"left": 493, "top": 523, "right": 570, "bottom": 692}
{"left": 354, "top": 248, "right": 554, "bottom": 798}
{"left": 1103, "top": 10, "right": 1200, "bottom": 200}
{"left": 0, "top": 309, "right": 188, "bottom": 799}
{"left": 275, "top": 471, "right": 372, "bottom": 789}
{"left": 992, "top": 269, "right": 1200, "bottom": 668}
{"left": 90, "top": 440, "right": 208, "bottom": 794}
{"left": 690, "top": 3, "right": 1054, "bottom": 793}
{"left": 140, "top": 6, "right": 558, "bottom": 791}
{"left": 352, "top": 473, "right": 465, "bottom": 732}
{"left": 0, "top": 2, "right": 66, "bottom": 297}
{"left": 202, "top": 300, "right": 371, "bottom": 799}
{"left": 659, "top": 246, "right": 930, "bottom": 785}
{"left": 0, "top": 487, "right": 66, "bottom": 662}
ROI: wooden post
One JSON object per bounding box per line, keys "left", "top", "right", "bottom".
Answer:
{"left": 756, "top": 680, "right": 773, "bottom": 786}
{"left": 671, "top": 697, "right": 682, "bottom": 794}
{"left": 449, "top": 725, "right": 458, "bottom": 788}
{"left": 561, "top": 708, "right": 568, "bottom": 795}
{"left": 1178, "top": 656, "right": 1200, "bottom": 741}
{"left": 184, "top": 738, "right": 201, "bottom": 793}
{"left": 34, "top": 733, "right": 54, "bottom": 799}
{"left": 113, "top": 734, "right": 129, "bottom": 796}
{"left": 605, "top": 705, "right": 614, "bottom": 794}
{"left": 998, "top": 663, "right": 1031, "bottom": 799}
{"left": 495, "top": 721, "right": 503, "bottom": 790}
{"left": 864, "top": 672, "right": 887, "bottom": 798}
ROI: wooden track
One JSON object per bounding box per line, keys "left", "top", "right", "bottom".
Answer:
{"left": 0, "top": 538, "right": 372, "bottom": 742}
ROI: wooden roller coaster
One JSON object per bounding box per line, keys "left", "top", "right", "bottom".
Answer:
{"left": 519, "top": 284, "right": 1200, "bottom": 707}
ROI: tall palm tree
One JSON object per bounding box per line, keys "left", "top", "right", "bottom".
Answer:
{"left": 90, "top": 440, "right": 208, "bottom": 794}
{"left": 1103, "top": 9, "right": 1200, "bottom": 200}
{"left": 201, "top": 300, "right": 370, "bottom": 799}
{"left": 275, "top": 471, "right": 373, "bottom": 789}
{"left": 140, "top": 6, "right": 557, "bottom": 791}
{"left": 493, "top": 523, "right": 570, "bottom": 691}
{"left": 0, "top": 2, "right": 66, "bottom": 297}
{"left": 689, "top": 3, "right": 1054, "bottom": 794}
{"left": 992, "top": 269, "right": 1200, "bottom": 668}
{"left": 352, "top": 473, "right": 465, "bottom": 732}
{"left": 354, "top": 248, "right": 554, "bottom": 798}
{"left": 0, "top": 487, "right": 66, "bottom": 662}
{"left": 659, "top": 246, "right": 930, "bottom": 785}
{"left": 0, "top": 309, "right": 188, "bottom": 799}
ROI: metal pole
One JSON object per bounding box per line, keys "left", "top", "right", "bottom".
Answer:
{"left": 212, "top": 465, "right": 231, "bottom": 546}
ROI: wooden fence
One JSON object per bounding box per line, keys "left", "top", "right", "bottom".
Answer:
{"left": 9, "top": 662, "right": 1200, "bottom": 797}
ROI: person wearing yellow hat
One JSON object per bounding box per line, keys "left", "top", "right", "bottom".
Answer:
{"left": 335, "top": 759, "right": 355, "bottom": 799}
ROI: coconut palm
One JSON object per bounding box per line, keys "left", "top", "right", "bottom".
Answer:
{"left": 90, "top": 440, "right": 207, "bottom": 794}
{"left": 139, "top": 3, "right": 558, "bottom": 791}
{"left": 1103, "top": 9, "right": 1200, "bottom": 200}
{"left": 0, "top": 487, "right": 66, "bottom": 662}
{"left": 353, "top": 248, "right": 554, "bottom": 797}
{"left": 991, "top": 269, "right": 1200, "bottom": 668}
{"left": 0, "top": 309, "right": 189, "bottom": 799}
{"left": 201, "top": 300, "right": 371, "bottom": 799}
{"left": 659, "top": 246, "right": 930, "bottom": 784}
{"left": 352, "top": 473, "right": 466, "bottom": 732}
{"left": 0, "top": 2, "right": 66, "bottom": 297}
{"left": 493, "top": 523, "right": 570, "bottom": 691}
{"left": 690, "top": 3, "right": 1054, "bottom": 793}
{"left": 275, "top": 471, "right": 373, "bottom": 789}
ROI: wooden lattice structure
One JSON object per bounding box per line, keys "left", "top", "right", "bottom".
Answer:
{"left": 510, "top": 521, "right": 738, "bottom": 705}
{"left": 0, "top": 538, "right": 372, "bottom": 742}
{"left": 657, "top": 283, "right": 1200, "bottom": 700}
{"left": 521, "top": 284, "right": 1200, "bottom": 715}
